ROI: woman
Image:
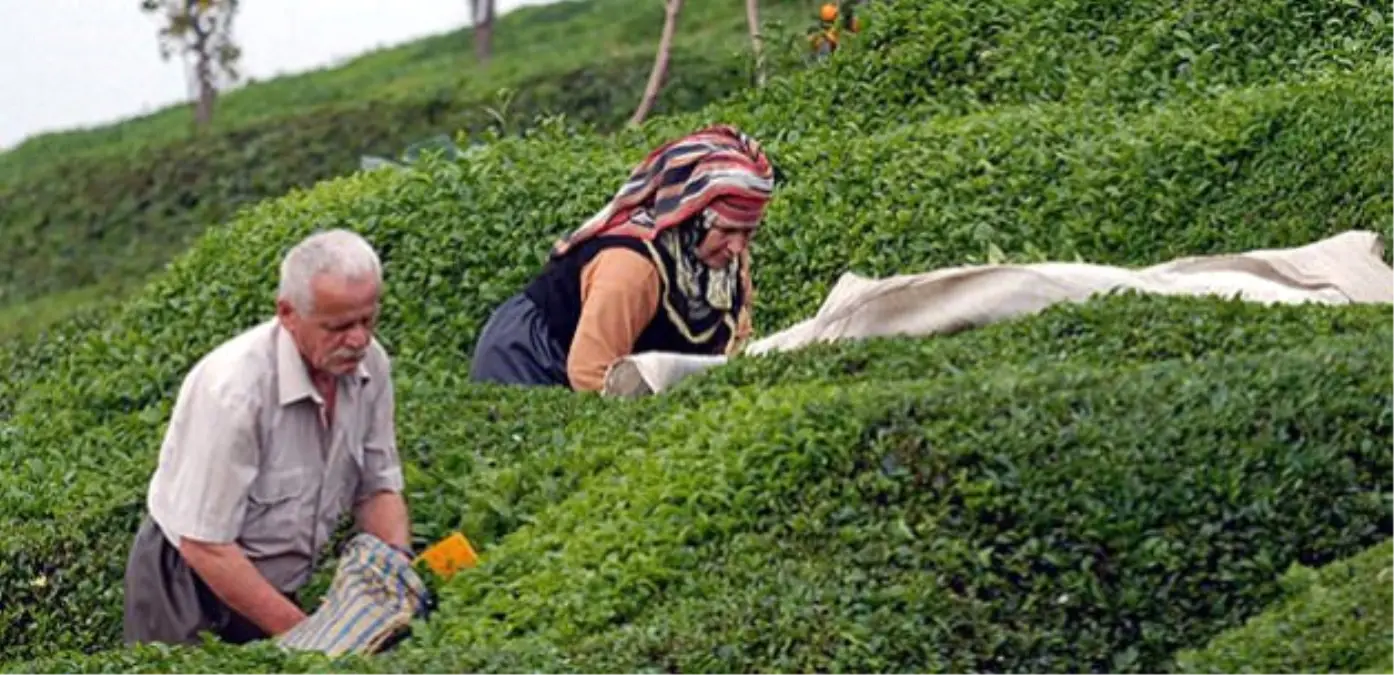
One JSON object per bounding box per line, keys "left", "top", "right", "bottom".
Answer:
{"left": 468, "top": 124, "right": 777, "bottom": 392}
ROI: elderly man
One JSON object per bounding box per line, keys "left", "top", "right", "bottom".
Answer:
{"left": 123, "top": 228, "right": 412, "bottom": 646}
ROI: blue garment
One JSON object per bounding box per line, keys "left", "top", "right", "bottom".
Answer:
{"left": 468, "top": 291, "right": 570, "bottom": 388}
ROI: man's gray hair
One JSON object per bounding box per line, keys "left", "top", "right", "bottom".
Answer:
{"left": 277, "top": 229, "right": 382, "bottom": 314}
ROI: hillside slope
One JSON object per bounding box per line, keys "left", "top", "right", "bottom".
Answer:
{"left": 0, "top": 0, "right": 810, "bottom": 325}
{"left": 1, "top": 0, "right": 1390, "bottom": 670}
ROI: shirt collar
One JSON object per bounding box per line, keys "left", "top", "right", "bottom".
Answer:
{"left": 275, "top": 321, "right": 371, "bottom": 406}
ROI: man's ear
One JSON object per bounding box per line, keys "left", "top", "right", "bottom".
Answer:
{"left": 275, "top": 298, "right": 296, "bottom": 326}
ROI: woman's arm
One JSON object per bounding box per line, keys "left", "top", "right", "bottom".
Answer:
{"left": 566, "top": 248, "right": 662, "bottom": 391}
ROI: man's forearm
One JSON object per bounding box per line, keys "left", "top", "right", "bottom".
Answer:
{"left": 179, "top": 539, "right": 307, "bottom": 636}
{"left": 356, "top": 490, "right": 411, "bottom": 551}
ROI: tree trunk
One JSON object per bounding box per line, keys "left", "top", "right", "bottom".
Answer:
{"left": 473, "top": 0, "right": 495, "bottom": 63}
{"left": 194, "top": 63, "right": 216, "bottom": 129}
{"left": 191, "top": 17, "right": 216, "bottom": 131}
{"left": 746, "top": 0, "right": 765, "bottom": 87}
{"left": 629, "top": 0, "right": 684, "bottom": 127}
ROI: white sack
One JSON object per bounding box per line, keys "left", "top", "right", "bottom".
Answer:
{"left": 602, "top": 230, "right": 1394, "bottom": 397}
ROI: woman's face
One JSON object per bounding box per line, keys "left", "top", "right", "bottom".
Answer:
{"left": 695, "top": 203, "right": 760, "bottom": 268}
{"left": 697, "top": 224, "right": 754, "bottom": 268}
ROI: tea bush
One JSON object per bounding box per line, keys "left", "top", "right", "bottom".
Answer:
{"left": 1362, "top": 651, "right": 1394, "bottom": 673}
{"left": 0, "top": 0, "right": 812, "bottom": 314}
{"left": 11, "top": 338, "right": 1391, "bottom": 672}
{"left": 680, "top": 0, "right": 1391, "bottom": 140}
{"left": 0, "top": 0, "right": 1390, "bottom": 668}
{"left": 385, "top": 340, "right": 1390, "bottom": 674}
{"left": 0, "top": 304, "right": 108, "bottom": 420}
{"left": 1172, "top": 540, "right": 1393, "bottom": 674}
{"left": 2, "top": 61, "right": 1388, "bottom": 523}
{"left": 7, "top": 293, "right": 1388, "bottom": 664}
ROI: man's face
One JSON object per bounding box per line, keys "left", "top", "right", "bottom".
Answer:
{"left": 277, "top": 273, "right": 381, "bottom": 377}
{"left": 697, "top": 225, "right": 755, "bottom": 269}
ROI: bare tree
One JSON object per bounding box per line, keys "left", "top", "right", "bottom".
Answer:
{"left": 141, "top": 0, "right": 241, "bottom": 131}
{"left": 629, "top": 0, "right": 684, "bottom": 127}
{"left": 471, "top": 0, "right": 496, "bottom": 63}
{"left": 746, "top": 0, "right": 766, "bottom": 87}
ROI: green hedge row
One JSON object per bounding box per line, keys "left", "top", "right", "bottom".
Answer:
{"left": 706, "top": 0, "right": 1391, "bottom": 137}
{"left": 729, "top": 64, "right": 1392, "bottom": 325}
{"left": 1172, "top": 540, "right": 1393, "bottom": 674}
{"left": 1364, "top": 655, "right": 1394, "bottom": 673}
{"left": 2, "top": 291, "right": 1388, "bottom": 664}
{"left": 0, "top": 44, "right": 767, "bottom": 310}
{"left": 0, "top": 507, "right": 143, "bottom": 663}
{"left": 0, "top": 304, "right": 107, "bottom": 420}
{"left": 2, "top": 58, "right": 1387, "bottom": 524}
{"left": 366, "top": 339, "right": 1394, "bottom": 674}
{"left": 11, "top": 335, "right": 1390, "bottom": 672}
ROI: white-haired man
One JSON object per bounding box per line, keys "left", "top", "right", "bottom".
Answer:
{"left": 123, "top": 229, "right": 412, "bottom": 646}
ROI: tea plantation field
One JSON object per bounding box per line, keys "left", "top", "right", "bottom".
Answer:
{"left": 0, "top": 0, "right": 812, "bottom": 335}
{"left": 1, "top": 0, "right": 1390, "bottom": 671}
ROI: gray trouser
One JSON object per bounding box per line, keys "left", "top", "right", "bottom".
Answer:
{"left": 123, "top": 515, "right": 296, "bottom": 646}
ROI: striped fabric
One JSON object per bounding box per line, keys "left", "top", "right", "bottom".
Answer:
{"left": 276, "top": 533, "right": 431, "bottom": 657}
{"left": 551, "top": 124, "right": 775, "bottom": 257}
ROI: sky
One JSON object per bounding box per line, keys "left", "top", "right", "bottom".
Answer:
{"left": 0, "top": 0, "right": 554, "bottom": 150}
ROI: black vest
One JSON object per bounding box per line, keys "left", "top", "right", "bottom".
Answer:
{"left": 523, "top": 235, "right": 745, "bottom": 358}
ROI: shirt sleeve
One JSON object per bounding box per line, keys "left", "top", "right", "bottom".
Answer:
{"left": 356, "top": 347, "right": 405, "bottom": 502}
{"left": 147, "top": 371, "right": 260, "bottom": 545}
{"left": 566, "top": 247, "right": 662, "bottom": 392}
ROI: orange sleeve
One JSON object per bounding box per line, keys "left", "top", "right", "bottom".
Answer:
{"left": 566, "top": 248, "right": 662, "bottom": 392}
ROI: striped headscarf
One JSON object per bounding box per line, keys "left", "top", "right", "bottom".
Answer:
{"left": 552, "top": 124, "right": 776, "bottom": 256}
{"left": 552, "top": 125, "right": 775, "bottom": 345}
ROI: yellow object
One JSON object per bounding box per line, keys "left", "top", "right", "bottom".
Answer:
{"left": 414, "top": 531, "right": 479, "bottom": 579}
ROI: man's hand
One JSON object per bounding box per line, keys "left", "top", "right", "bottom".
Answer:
{"left": 178, "top": 538, "right": 308, "bottom": 636}
{"left": 355, "top": 490, "right": 411, "bottom": 553}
